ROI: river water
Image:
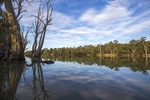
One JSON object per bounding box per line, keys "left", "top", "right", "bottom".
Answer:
{"left": 0, "top": 57, "right": 150, "bottom": 100}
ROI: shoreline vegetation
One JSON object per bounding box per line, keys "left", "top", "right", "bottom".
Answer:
{"left": 25, "top": 37, "right": 150, "bottom": 58}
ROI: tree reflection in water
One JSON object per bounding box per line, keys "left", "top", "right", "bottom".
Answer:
{"left": 0, "top": 61, "right": 25, "bottom": 100}
{"left": 0, "top": 56, "right": 150, "bottom": 100}
{"left": 0, "top": 60, "right": 51, "bottom": 100}
{"left": 30, "top": 62, "right": 50, "bottom": 100}
{"left": 46, "top": 55, "right": 150, "bottom": 75}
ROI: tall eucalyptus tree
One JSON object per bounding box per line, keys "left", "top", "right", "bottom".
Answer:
{"left": 3, "top": 0, "right": 30, "bottom": 60}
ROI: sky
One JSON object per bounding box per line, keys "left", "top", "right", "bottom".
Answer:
{"left": 20, "top": 0, "right": 150, "bottom": 49}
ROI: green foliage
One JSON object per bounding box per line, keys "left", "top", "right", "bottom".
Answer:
{"left": 26, "top": 37, "right": 150, "bottom": 58}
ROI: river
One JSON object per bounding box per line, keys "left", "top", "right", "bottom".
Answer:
{"left": 0, "top": 57, "right": 150, "bottom": 100}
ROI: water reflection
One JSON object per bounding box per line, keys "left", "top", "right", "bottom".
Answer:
{"left": 25, "top": 62, "right": 50, "bottom": 100}
{"left": 0, "top": 61, "right": 25, "bottom": 100}
{"left": 45, "top": 55, "right": 150, "bottom": 75}
{"left": 0, "top": 56, "right": 150, "bottom": 100}
{"left": 0, "top": 60, "right": 50, "bottom": 100}
{"left": 31, "top": 56, "right": 150, "bottom": 100}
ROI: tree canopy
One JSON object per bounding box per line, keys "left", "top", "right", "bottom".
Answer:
{"left": 25, "top": 37, "right": 150, "bottom": 58}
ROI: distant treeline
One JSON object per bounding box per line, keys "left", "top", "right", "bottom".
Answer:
{"left": 26, "top": 37, "right": 150, "bottom": 57}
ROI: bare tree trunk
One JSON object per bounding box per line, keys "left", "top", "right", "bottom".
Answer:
{"left": 143, "top": 44, "right": 148, "bottom": 57}
{"left": 4, "top": 0, "right": 24, "bottom": 60}
{"left": 31, "top": 0, "right": 52, "bottom": 60}
{"left": 130, "top": 48, "right": 137, "bottom": 58}
{"left": 99, "top": 44, "right": 102, "bottom": 57}
{"left": 131, "top": 50, "right": 134, "bottom": 58}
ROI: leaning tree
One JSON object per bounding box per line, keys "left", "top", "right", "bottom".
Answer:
{"left": 30, "top": 0, "right": 53, "bottom": 61}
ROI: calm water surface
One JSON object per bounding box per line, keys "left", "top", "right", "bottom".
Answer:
{"left": 0, "top": 57, "right": 150, "bottom": 100}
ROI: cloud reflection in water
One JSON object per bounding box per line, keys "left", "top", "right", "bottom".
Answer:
{"left": 16, "top": 61, "right": 150, "bottom": 100}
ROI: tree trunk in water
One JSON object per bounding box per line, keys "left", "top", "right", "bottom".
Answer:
{"left": 131, "top": 50, "right": 134, "bottom": 58}
{"left": 4, "top": 0, "right": 24, "bottom": 60}
{"left": 143, "top": 44, "right": 147, "bottom": 57}
{"left": 99, "top": 45, "right": 102, "bottom": 57}
{"left": 130, "top": 48, "right": 137, "bottom": 58}
{"left": 31, "top": 0, "right": 52, "bottom": 60}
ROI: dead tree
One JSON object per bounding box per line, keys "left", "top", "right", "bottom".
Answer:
{"left": 21, "top": 26, "right": 31, "bottom": 51}
{"left": 31, "top": 0, "right": 52, "bottom": 60}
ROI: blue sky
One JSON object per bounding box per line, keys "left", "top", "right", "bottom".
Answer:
{"left": 21, "top": 0, "right": 150, "bottom": 49}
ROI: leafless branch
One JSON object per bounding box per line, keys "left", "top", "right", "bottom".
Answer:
{"left": 31, "top": 0, "right": 52, "bottom": 59}
{"left": 12, "top": 0, "right": 31, "bottom": 21}
{"left": 21, "top": 26, "right": 31, "bottom": 51}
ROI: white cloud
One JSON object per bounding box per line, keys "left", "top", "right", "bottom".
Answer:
{"left": 78, "top": 0, "right": 150, "bottom": 42}
{"left": 60, "top": 27, "right": 99, "bottom": 35}
{"left": 52, "top": 12, "right": 76, "bottom": 28}
{"left": 125, "top": 20, "right": 150, "bottom": 33}
{"left": 79, "top": 3, "right": 131, "bottom": 26}
{"left": 20, "top": 1, "right": 40, "bottom": 27}
{"left": 24, "top": 0, "right": 150, "bottom": 48}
